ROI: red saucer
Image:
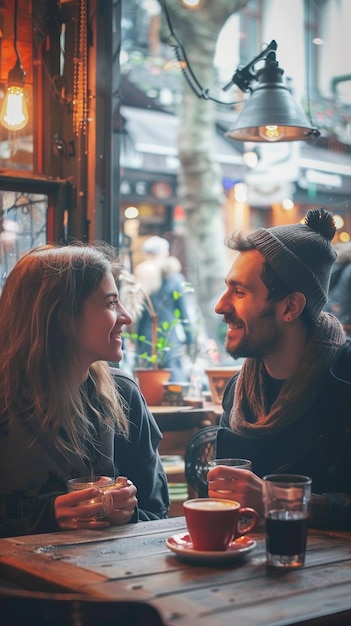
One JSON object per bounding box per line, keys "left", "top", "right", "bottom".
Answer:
{"left": 165, "top": 533, "right": 256, "bottom": 564}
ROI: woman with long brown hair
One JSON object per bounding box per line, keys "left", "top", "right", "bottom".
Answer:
{"left": 0, "top": 242, "right": 169, "bottom": 537}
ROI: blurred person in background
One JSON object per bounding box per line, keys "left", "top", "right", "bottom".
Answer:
{"left": 133, "top": 236, "right": 194, "bottom": 381}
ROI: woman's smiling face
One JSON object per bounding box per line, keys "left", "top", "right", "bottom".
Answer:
{"left": 77, "top": 271, "right": 132, "bottom": 379}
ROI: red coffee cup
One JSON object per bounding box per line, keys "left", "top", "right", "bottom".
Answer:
{"left": 183, "top": 498, "right": 259, "bottom": 551}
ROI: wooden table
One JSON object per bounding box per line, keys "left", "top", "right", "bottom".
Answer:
{"left": 0, "top": 517, "right": 350, "bottom": 625}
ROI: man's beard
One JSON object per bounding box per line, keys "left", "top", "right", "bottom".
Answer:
{"left": 225, "top": 304, "right": 281, "bottom": 360}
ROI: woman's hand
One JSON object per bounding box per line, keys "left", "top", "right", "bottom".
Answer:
{"left": 54, "top": 477, "right": 138, "bottom": 530}
{"left": 207, "top": 466, "right": 265, "bottom": 520}
{"left": 54, "top": 488, "right": 110, "bottom": 530}
{"left": 104, "top": 477, "right": 138, "bottom": 525}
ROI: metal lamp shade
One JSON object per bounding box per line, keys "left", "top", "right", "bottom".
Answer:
{"left": 227, "top": 70, "right": 320, "bottom": 142}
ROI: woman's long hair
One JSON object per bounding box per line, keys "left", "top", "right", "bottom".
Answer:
{"left": 0, "top": 242, "right": 129, "bottom": 459}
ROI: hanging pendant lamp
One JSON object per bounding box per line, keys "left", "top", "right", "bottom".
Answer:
{"left": 226, "top": 42, "right": 320, "bottom": 143}
{"left": 161, "top": 0, "right": 320, "bottom": 143}
{"left": 0, "top": 0, "right": 29, "bottom": 132}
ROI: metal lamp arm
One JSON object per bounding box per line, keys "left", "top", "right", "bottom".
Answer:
{"left": 223, "top": 39, "right": 278, "bottom": 93}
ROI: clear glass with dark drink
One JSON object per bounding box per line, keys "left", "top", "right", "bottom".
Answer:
{"left": 262, "top": 474, "right": 312, "bottom": 569}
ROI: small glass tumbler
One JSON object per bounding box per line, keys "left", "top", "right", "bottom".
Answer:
{"left": 208, "top": 458, "right": 252, "bottom": 470}
{"left": 207, "top": 458, "right": 252, "bottom": 495}
{"left": 262, "top": 474, "right": 312, "bottom": 569}
{"left": 67, "top": 475, "right": 115, "bottom": 521}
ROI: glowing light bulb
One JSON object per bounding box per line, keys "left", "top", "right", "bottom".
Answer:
{"left": 124, "top": 206, "right": 139, "bottom": 219}
{"left": 258, "top": 125, "right": 285, "bottom": 142}
{"left": 0, "top": 85, "right": 29, "bottom": 131}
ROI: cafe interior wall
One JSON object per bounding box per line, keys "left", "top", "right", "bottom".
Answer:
{"left": 0, "top": 0, "right": 119, "bottom": 258}
{"left": 0, "top": 1, "right": 73, "bottom": 226}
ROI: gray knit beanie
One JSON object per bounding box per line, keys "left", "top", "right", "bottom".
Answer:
{"left": 247, "top": 208, "right": 337, "bottom": 320}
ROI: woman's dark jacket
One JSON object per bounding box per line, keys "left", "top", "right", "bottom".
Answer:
{"left": 218, "top": 341, "right": 351, "bottom": 531}
{"left": 0, "top": 370, "right": 169, "bottom": 537}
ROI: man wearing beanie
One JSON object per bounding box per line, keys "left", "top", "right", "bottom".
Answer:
{"left": 208, "top": 208, "right": 351, "bottom": 531}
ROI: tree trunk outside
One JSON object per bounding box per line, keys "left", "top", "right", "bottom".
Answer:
{"left": 163, "top": 0, "right": 248, "bottom": 344}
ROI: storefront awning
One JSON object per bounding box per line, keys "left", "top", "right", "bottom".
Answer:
{"left": 119, "top": 106, "right": 245, "bottom": 178}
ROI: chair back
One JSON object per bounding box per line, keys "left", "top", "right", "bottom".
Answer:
{"left": 184, "top": 425, "right": 219, "bottom": 497}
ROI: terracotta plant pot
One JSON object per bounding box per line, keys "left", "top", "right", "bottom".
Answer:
{"left": 134, "top": 368, "right": 171, "bottom": 405}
